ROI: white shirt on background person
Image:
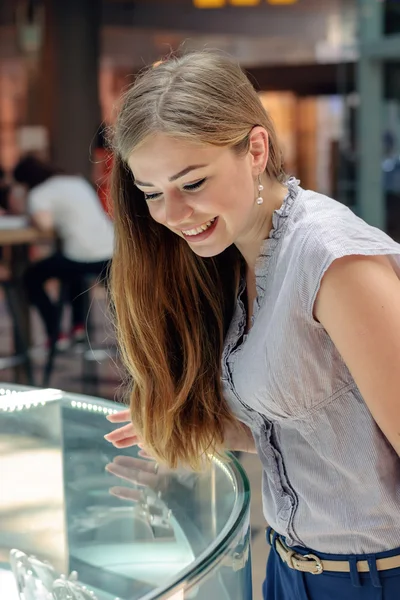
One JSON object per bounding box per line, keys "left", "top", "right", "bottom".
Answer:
{"left": 28, "top": 175, "right": 114, "bottom": 262}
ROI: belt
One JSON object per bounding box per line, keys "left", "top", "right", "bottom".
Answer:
{"left": 269, "top": 531, "right": 400, "bottom": 575}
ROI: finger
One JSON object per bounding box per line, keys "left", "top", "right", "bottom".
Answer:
{"left": 106, "top": 462, "right": 157, "bottom": 487}
{"left": 138, "top": 449, "right": 153, "bottom": 459}
{"left": 104, "top": 422, "right": 136, "bottom": 443}
{"left": 127, "top": 470, "right": 158, "bottom": 487}
{"left": 109, "top": 437, "right": 139, "bottom": 449}
{"left": 106, "top": 462, "right": 140, "bottom": 483}
{"left": 114, "top": 456, "right": 157, "bottom": 472}
{"left": 106, "top": 409, "right": 131, "bottom": 423}
{"left": 109, "top": 486, "right": 143, "bottom": 501}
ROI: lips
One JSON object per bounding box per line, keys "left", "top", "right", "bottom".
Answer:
{"left": 180, "top": 216, "right": 219, "bottom": 243}
{"left": 181, "top": 217, "right": 217, "bottom": 237}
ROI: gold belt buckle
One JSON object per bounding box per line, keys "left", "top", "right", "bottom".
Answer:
{"left": 300, "top": 553, "right": 324, "bottom": 575}
{"left": 271, "top": 530, "right": 324, "bottom": 575}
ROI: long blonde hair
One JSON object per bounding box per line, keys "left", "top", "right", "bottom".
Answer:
{"left": 110, "top": 51, "right": 285, "bottom": 469}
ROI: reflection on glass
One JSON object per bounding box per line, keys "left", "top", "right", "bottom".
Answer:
{"left": 0, "top": 385, "right": 251, "bottom": 600}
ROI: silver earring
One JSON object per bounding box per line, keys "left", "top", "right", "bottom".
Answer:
{"left": 256, "top": 175, "right": 264, "bottom": 205}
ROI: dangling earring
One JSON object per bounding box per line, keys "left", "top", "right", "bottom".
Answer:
{"left": 256, "top": 175, "right": 264, "bottom": 205}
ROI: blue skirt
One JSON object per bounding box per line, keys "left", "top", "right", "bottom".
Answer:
{"left": 263, "top": 528, "right": 400, "bottom": 600}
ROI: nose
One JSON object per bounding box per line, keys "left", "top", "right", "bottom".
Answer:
{"left": 164, "top": 192, "right": 193, "bottom": 228}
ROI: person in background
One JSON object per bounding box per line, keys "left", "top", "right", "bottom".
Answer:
{"left": 104, "top": 52, "right": 400, "bottom": 599}
{"left": 13, "top": 155, "right": 114, "bottom": 349}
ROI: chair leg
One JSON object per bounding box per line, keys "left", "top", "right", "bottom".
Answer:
{"left": 3, "top": 282, "right": 35, "bottom": 386}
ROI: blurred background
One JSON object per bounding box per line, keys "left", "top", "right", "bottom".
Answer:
{"left": 0, "top": 1, "right": 399, "bottom": 596}
{"left": 2, "top": 0, "right": 400, "bottom": 232}
{"left": 2, "top": 0, "right": 398, "bottom": 388}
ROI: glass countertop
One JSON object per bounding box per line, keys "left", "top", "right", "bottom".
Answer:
{"left": 0, "top": 384, "right": 251, "bottom": 600}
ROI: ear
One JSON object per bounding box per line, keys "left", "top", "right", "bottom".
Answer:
{"left": 248, "top": 126, "right": 269, "bottom": 176}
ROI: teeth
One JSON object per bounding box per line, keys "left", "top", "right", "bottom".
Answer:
{"left": 183, "top": 218, "right": 215, "bottom": 236}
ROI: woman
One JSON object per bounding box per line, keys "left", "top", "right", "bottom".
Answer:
{"left": 13, "top": 155, "right": 114, "bottom": 348}
{"left": 105, "top": 52, "right": 400, "bottom": 599}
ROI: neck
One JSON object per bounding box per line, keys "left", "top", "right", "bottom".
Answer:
{"left": 235, "top": 176, "right": 288, "bottom": 272}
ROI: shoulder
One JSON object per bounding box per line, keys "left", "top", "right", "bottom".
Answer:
{"left": 37, "top": 175, "right": 96, "bottom": 200}
{"left": 28, "top": 177, "right": 60, "bottom": 212}
{"left": 30, "top": 176, "right": 58, "bottom": 198}
{"left": 66, "top": 175, "right": 98, "bottom": 199}
{"left": 285, "top": 187, "right": 400, "bottom": 317}
{"left": 291, "top": 188, "right": 364, "bottom": 239}
{"left": 289, "top": 187, "right": 399, "bottom": 258}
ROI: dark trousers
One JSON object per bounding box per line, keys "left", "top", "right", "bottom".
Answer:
{"left": 23, "top": 252, "right": 110, "bottom": 338}
{"left": 263, "top": 528, "right": 400, "bottom": 600}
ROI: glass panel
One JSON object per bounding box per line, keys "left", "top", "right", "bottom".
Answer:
{"left": 0, "top": 384, "right": 251, "bottom": 600}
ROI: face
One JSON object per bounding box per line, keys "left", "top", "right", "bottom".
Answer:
{"left": 128, "top": 132, "right": 267, "bottom": 258}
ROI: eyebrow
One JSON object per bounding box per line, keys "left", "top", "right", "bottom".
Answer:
{"left": 134, "top": 164, "right": 208, "bottom": 187}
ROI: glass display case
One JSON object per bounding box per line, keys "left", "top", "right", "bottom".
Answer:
{"left": 0, "top": 384, "right": 251, "bottom": 600}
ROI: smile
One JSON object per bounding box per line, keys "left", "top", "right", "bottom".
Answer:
{"left": 181, "top": 217, "right": 217, "bottom": 237}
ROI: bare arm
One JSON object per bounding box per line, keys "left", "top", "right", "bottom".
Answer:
{"left": 31, "top": 210, "right": 54, "bottom": 234}
{"left": 315, "top": 254, "right": 400, "bottom": 456}
{"left": 223, "top": 420, "right": 257, "bottom": 453}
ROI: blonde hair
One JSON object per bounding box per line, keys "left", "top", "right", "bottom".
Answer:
{"left": 110, "top": 51, "right": 285, "bottom": 469}
{"left": 114, "top": 51, "right": 285, "bottom": 179}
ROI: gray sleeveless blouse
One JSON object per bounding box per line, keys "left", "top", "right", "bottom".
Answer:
{"left": 222, "top": 178, "right": 400, "bottom": 554}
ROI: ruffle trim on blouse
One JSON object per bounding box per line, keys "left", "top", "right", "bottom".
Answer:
{"left": 223, "top": 177, "right": 300, "bottom": 356}
{"left": 254, "top": 177, "right": 300, "bottom": 311}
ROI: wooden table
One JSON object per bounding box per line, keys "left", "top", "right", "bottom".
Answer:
{"left": 0, "top": 227, "right": 48, "bottom": 247}
{"left": 0, "top": 227, "right": 53, "bottom": 384}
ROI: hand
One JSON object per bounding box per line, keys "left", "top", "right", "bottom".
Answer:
{"left": 104, "top": 409, "right": 144, "bottom": 450}
{"left": 105, "top": 409, "right": 256, "bottom": 454}
{"left": 105, "top": 455, "right": 169, "bottom": 501}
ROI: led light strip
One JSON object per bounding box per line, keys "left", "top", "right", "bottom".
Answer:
{"left": 70, "top": 400, "right": 118, "bottom": 416}
{"left": 0, "top": 386, "right": 119, "bottom": 416}
{"left": 0, "top": 388, "right": 63, "bottom": 412}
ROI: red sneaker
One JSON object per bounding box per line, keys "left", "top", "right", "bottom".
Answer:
{"left": 46, "top": 333, "right": 71, "bottom": 352}
{"left": 72, "top": 325, "right": 86, "bottom": 344}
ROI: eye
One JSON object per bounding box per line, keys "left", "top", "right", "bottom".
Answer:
{"left": 144, "top": 192, "right": 162, "bottom": 201}
{"left": 183, "top": 178, "right": 206, "bottom": 192}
